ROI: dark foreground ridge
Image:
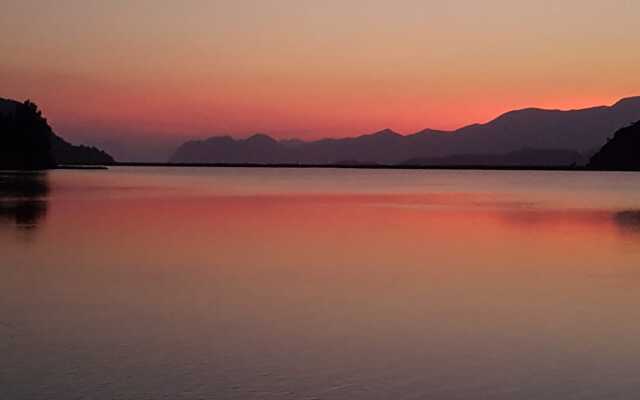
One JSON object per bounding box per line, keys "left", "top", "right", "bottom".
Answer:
{"left": 588, "top": 121, "right": 640, "bottom": 170}
{"left": 0, "top": 98, "right": 114, "bottom": 169}
{"left": 0, "top": 100, "right": 55, "bottom": 169}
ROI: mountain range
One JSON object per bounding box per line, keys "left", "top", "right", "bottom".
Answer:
{"left": 170, "top": 96, "right": 640, "bottom": 166}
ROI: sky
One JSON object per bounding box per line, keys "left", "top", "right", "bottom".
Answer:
{"left": 1, "top": 0, "right": 639, "bottom": 160}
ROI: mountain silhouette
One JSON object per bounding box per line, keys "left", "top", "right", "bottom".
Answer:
{"left": 170, "top": 97, "right": 640, "bottom": 165}
{"left": 588, "top": 121, "right": 640, "bottom": 170}
{"left": 0, "top": 98, "right": 114, "bottom": 169}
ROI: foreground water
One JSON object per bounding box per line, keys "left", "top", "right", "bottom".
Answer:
{"left": 2, "top": 167, "right": 640, "bottom": 399}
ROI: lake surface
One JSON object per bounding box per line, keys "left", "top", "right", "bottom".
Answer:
{"left": 3, "top": 167, "right": 640, "bottom": 399}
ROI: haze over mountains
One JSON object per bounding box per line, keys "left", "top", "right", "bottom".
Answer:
{"left": 170, "top": 97, "right": 640, "bottom": 166}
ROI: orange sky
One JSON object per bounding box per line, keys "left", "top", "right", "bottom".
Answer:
{"left": 1, "top": 0, "right": 639, "bottom": 157}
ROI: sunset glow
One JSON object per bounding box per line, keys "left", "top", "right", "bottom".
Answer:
{"left": 2, "top": 1, "right": 639, "bottom": 149}
{"left": 5, "top": 1, "right": 640, "bottom": 397}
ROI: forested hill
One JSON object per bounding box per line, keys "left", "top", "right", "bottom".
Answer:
{"left": 0, "top": 98, "right": 114, "bottom": 169}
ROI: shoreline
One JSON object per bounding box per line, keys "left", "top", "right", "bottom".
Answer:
{"left": 112, "top": 162, "right": 635, "bottom": 172}
{"left": 4, "top": 163, "right": 636, "bottom": 173}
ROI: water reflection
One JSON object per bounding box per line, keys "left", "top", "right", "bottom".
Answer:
{"left": 613, "top": 210, "right": 640, "bottom": 232}
{"left": 4, "top": 168, "right": 640, "bottom": 400}
{"left": 0, "top": 171, "right": 49, "bottom": 229}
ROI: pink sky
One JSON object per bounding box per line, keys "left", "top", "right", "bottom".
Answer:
{"left": 1, "top": 1, "right": 639, "bottom": 159}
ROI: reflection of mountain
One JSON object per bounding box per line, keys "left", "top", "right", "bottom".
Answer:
{"left": 588, "top": 121, "right": 640, "bottom": 170}
{"left": 171, "top": 97, "right": 640, "bottom": 165}
{"left": 613, "top": 210, "right": 640, "bottom": 232}
{"left": 495, "top": 207, "right": 640, "bottom": 235}
{"left": 0, "top": 98, "right": 114, "bottom": 168}
{"left": 0, "top": 172, "right": 49, "bottom": 228}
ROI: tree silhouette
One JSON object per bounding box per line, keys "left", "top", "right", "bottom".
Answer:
{"left": 0, "top": 98, "right": 114, "bottom": 168}
{"left": 588, "top": 121, "right": 640, "bottom": 170}
{"left": 0, "top": 100, "right": 55, "bottom": 169}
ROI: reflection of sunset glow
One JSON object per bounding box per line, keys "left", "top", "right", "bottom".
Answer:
{"left": 6, "top": 170, "right": 637, "bottom": 283}
{"left": 4, "top": 168, "right": 640, "bottom": 398}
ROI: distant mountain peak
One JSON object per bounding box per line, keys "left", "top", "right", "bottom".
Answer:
{"left": 360, "top": 128, "right": 402, "bottom": 139}
{"left": 488, "top": 107, "right": 549, "bottom": 124}
{"left": 245, "top": 133, "right": 277, "bottom": 143}
{"left": 413, "top": 128, "right": 452, "bottom": 135}
{"left": 375, "top": 128, "right": 401, "bottom": 136}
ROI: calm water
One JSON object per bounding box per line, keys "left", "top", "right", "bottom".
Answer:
{"left": 3, "top": 167, "right": 640, "bottom": 399}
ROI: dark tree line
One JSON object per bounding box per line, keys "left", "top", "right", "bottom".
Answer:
{"left": 0, "top": 99, "right": 114, "bottom": 169}
{"left": 588, "top": 121, "right": 640, "bottom": 170}
{"left": 0, "top": 100, "right": 56, "bottom": 169}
